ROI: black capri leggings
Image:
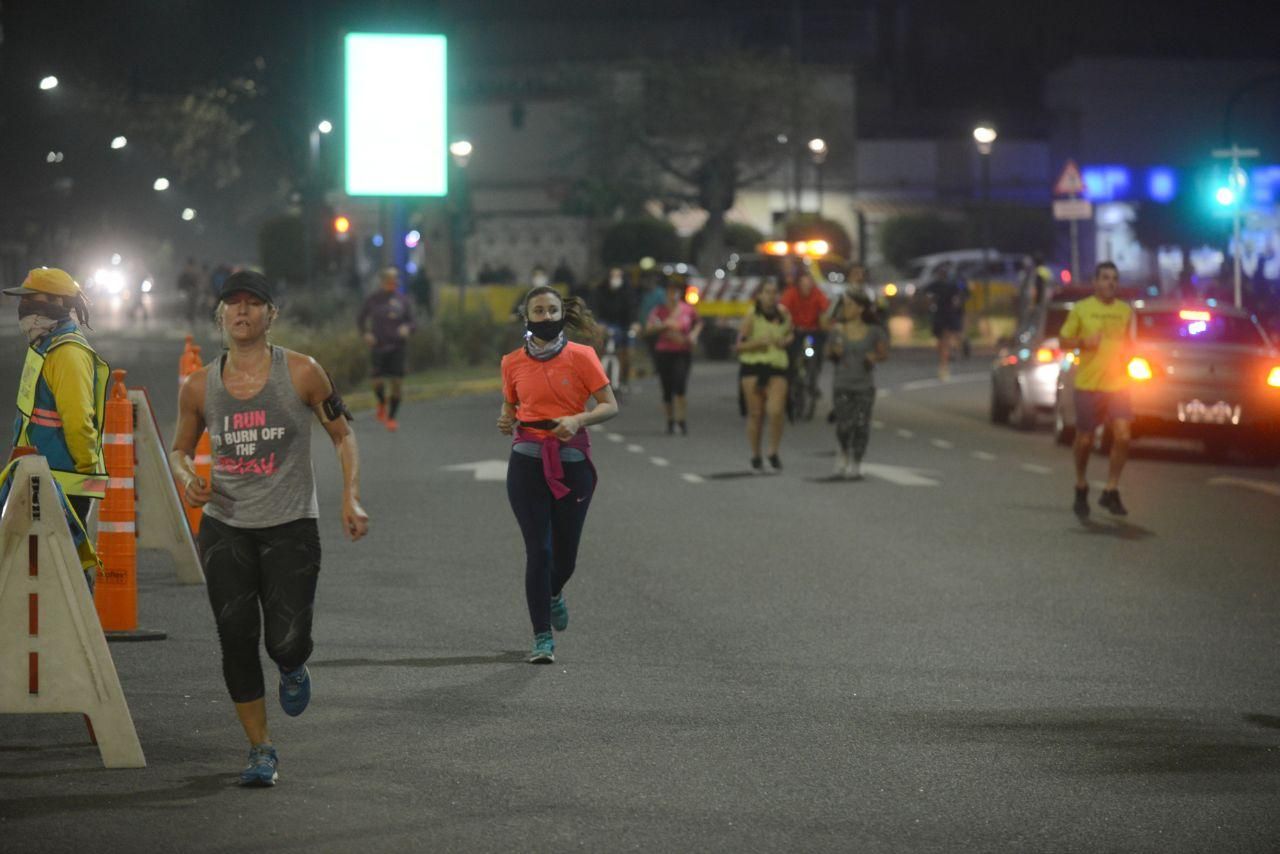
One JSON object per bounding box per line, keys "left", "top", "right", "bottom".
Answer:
{"left": 653, "top": 351, "right": 692, "bottom": 403}
{"left": 506, "top": 452, "right": 596, "bottom": 634}
{"left": 198, "top": 515, "right": 321, "bottom": 704}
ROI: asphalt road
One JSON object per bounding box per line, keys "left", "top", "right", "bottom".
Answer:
{"left": 3, "top": 337, "right": 1279, "bottom": 853}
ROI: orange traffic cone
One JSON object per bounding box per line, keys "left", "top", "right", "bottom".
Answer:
{"left": 177, "top": 342, "right": 211, "bottom": 535}
{"left": 94, "top": 370, "right": 165, "bottom": 642}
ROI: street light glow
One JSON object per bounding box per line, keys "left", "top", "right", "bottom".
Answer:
{"left": 449, "top": 139, "right": 473, "bottom": 165}
{"left": 111, "top": 136, "right": 128, "bottom": 150}
{"left": 807, "top": 138, "right": 827, "bottom": 155}
{"left": 46, "top": 151, "right": 64, "bottom": 164}
{"left": 39, "top": 76, "right": 58, "bottom": 91}
{"left": 973, "top": 125, "right": 998, "bottom": 145}
{"left": 182, "top": 208, "right": 197, "bottom": 221}
{"left": 317, "top": 120, "right": 333, "bottom": 134}
{"left": 153, "top": 177, "right": 170, "bottom": 191}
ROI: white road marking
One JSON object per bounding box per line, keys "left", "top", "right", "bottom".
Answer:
{"left": 681, "top": 473, "right": 706, "bottom": 484}
{"left": 896, "top": 428, "right": 915, "bottom": 439}
{"left": 443, "top": 460, "right": 508, "bottom": 481}
{"left": 1020, "top": 463, "right": 1053, "bottom": 475}
{"left": 930, "top": 439, "right": 954, "bottom": 449}
{"left": 1208, "top": 476, "right": 1280, "bottom": 498}
{"left": 626, "top": 444, "right": 644, "bottom": 453}
{"left": 861, "top": 463, "right": 941, "bottom": 487}
{"left": 899, "top": 372, "right": 988, "bottom": 391}
{"left": 606, "top": 433, "right": 625, "bottom": 443}
{"left": 650, "top": 457, "right": 670, "bottom": 467}
{"left": 971, "top": 451, "right": 997, "bottom": 461}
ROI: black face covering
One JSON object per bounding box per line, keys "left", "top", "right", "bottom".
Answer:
{"left": 18, "top": 299, "right": 71, "bottom": 322}
{"left": 525, "top": 317, "right": 566, "bottom": 341}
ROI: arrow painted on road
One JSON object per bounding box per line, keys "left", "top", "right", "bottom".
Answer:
{"left": 860, "top": 463, "right": 941, "bottom": 487}
{"left": 442, "top": 460, "right": 508, "bottom": 482}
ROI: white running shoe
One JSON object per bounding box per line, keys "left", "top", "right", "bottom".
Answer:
{"left": 844, "top": 461, "right": 862, "bottom": 480}
{"left": 833, "top": 451, "right": 849, "bottom": 475}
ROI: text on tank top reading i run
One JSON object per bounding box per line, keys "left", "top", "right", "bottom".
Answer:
{"left": 212, "top": 408, "right": 292, "bottom": 476}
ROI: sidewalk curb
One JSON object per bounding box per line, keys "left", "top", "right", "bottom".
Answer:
{"left": 345, "top": 376, "right": 503, "bottom": 412}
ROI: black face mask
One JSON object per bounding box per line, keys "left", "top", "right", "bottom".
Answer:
{"left": 18, "top": 299, "right": 71, "bottom": 322}
{"left": 526, "top": 317, "right": 565, "bottom": 341}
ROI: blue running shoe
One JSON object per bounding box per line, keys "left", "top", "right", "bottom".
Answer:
{"left": 528, "top": 631, "right": 555, "bottom": 664}
{"left": 238, "top": 744, "right": 278, "bottom": 787}
{"left": 550, "top": 594, "right": 569, "bottom": 632}
{"left": 279, "top": 664, "right": 311, "bottom": 717}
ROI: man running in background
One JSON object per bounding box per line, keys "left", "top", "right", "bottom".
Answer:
{"left": 1059, "top": 261, "right": 1133, "bottom": 518}
{"left": 357, "top": 267, "right": 416, "bottom": 432}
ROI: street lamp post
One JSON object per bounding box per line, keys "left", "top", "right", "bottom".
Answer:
{"left": 973, "top": 125, "right": 998, "bottom": 316}
{"left": 807, "top": 138, "right": 828, "bottom": 215}
{"left": 303, "top": 120, "right": 334, "bottom": 289}
{"left": 449, "top": 140, "right": 474, "bottom": 311}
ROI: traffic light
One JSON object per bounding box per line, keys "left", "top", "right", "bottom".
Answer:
{"left": 1212, "top": 166, "right": 1248, "bottom": 208}
{"left": 1214, "top": 185, "right": 1236, "bottom": 207}
{"left": 333, "top": 215, "right": 352, "bottom": 236}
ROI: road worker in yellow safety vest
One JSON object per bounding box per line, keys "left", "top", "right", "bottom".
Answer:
{"left": 1, "top": 267, "right": 110, "bottom": 590}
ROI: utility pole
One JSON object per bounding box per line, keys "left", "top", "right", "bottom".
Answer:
{"left": 1211, "top": 145, "right": 1259, "bottom": 308}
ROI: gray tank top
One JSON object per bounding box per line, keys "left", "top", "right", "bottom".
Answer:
{"left": 203, "top": 346, "right": 319, "bottom": 528}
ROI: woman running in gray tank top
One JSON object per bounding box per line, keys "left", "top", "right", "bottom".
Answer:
{"left": 171, "top": 270, "right": 369, "bottom": 788}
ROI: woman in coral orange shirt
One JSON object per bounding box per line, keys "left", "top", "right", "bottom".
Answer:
{"left": 497, "top": 286, "right": 619, "bottom": 663}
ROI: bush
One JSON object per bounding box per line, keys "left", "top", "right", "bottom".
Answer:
{"left": 878, "top": 214, "right": 965, "bottom": 270}
{"left": 690, "top": 220, "right": 765, "bottom": 264}
{"left": 601, "top": 217, "right": 681, "bottom": 266}
{"left": 270, "top": 306, "right": 515, "bottom": 394}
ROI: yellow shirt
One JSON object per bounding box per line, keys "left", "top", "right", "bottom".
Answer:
{"left": 42, "top": 343, "right": 100, "bottom": 472}
{"left": 1060, "top": 296, "right": 1132, "bottom": 392}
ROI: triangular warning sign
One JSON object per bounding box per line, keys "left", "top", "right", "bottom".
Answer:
{"left": 0, "top": 455, "right": 146, "bottom": 768}
{"left": 1054, "top": 160, "right": 1084, "bottom": 196}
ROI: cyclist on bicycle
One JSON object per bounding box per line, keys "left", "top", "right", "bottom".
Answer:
{"left": 590, "top": 267, "right": 638, "bottom": 393}
{"left": 779, "top": 271, "right": 830, "bottom": 417}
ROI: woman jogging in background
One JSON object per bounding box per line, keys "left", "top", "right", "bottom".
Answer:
{"left": 644, "top": 278, "right": 703, "bottom": 435}
{"left": 827, "top": 292, "right": 889, "bottom": 479}
{"left": 171, "top": 270, "right": 369, "bottom": 788}
{"left": 498, "top": 286, "right": 619, "bottom": 664}
{"left": 736, "top": 279, "right": 792, "bottom": 473}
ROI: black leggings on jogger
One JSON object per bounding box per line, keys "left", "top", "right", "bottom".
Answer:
{"left": 653, "top": 351, "right": 692, "bottom": 403}
{"left": 506, "top": 452, "right": 596, "bottom": 634}
{"left": 198, "top": 515, "right": 321, "bottom": 704}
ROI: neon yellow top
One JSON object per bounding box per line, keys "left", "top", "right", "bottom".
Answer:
{"left": 1061, "top": 296, "right": 1132, "bottom": 391}
{"left": 738, "top": 308, "right": 791, "bottom": 370}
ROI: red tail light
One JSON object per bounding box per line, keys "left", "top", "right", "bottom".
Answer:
{"left": 1128, "top": 357, "right": 1154, "bottom": 381}
{"left": 1267, "top": 366, "right": 1280, "bottom": 388}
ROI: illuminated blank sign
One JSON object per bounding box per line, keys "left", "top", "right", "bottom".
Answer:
{"left": 345, "top": 33, "right": 447, "bottom": 196}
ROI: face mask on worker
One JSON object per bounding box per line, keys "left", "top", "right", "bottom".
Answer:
{"left": 525, "top": 317, "right": 565, "bottom": 342}
{"left": 18, "top": 300, "right": 70, "bottom": 343}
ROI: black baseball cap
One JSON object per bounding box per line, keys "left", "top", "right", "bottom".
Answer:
{"left": 219, "top": 270, "right": 274, "bottom": 305}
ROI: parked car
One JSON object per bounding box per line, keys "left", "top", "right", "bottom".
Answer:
{"left": 1054, "top": 299, "right": 1280, "bottom": 462}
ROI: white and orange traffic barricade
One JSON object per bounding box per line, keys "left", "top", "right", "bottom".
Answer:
{"left": 0, "top": 453, "right": 146, "bottom": 768}
{"left": 94, "top": 370, "right": 166, "bottom": 641}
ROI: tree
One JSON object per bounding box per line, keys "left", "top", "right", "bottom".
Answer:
{"left": 878, "top": 214, "right": 966, "bottom": 270}
{"left": 595, "top": 55, "right": 836, "bottom": 274}
{"left": 600, "top": 217, "right": 681, "bottom": 267}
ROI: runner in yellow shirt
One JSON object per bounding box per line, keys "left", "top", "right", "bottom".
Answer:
{"left": 1059, "top": 261, "right": 1133, "bottom": 518}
